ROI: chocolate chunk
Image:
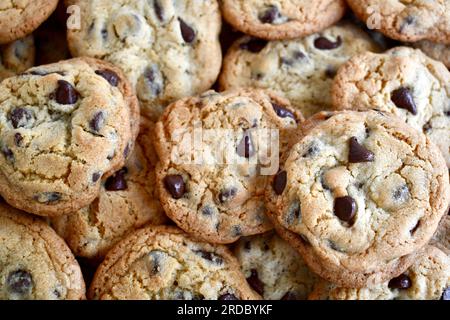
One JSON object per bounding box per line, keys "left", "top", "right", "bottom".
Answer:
{"left": 104, "top": 168, "right": 128, "bottom": 191}
{"left": 194, "top": 250, "right": 223, "bottom": 265}
{"left": 219, "top": 187, "right": 237, "bottom": 203}
{"left": 281, "top": 292, "right": 298, "bottom": 300}
{"left": 272, "top": 103, "right": 296, "bottom": 120}
{"left": 7, "top": 270, "right": 33, "bottom": 296}
{"left": 153, "top": 0, "right": 164, "bottom": 21}
{"left": 178, "top": 18, "right": 196, "bottom": 43}
{"left": 92, "top": 172, "right": 102, "bottom": 183}
{"left": 391, "top": 87, "right": 417, "bottom": 115}
{"left": 163, "top": 174, "right": 186, "bottom": 199}
{"left": 246, "top": 269, "right": 264, "bottom": 295}
{"left": 314, "top": 36, "right": 342, "bottom": 50}
{"left": 239, "top": 38, "right": 268, "bottom": 53}
{"left": 14, "top": 133, "right": 23, "bottom": 147}
{"left": 9, "top": 108, "right": 32, "bottom": 128}
{"left": 95, "top": 69, "right": 119, "bottom": 86}
{"left": 53, "top": 80, "right": 79, "bottom": 105}
{"left": 89, "top": 111, "right": 105, "bottom": 133}
{"left": 334, "top": 196, "right": 356, "bottom": 223}
{"left": 388, "top": 274, "right": 412, "bottom": 289}
{"left": 441, "top": 287, "right": 450, "bottom": 300}
{"left": 273, "top": 170, "right": 287, "bottom": 195}
{"left": 348, "top": 137, "right": 374, "bottom": 163}
{"left": 236, "top": 130, "right": 255, "bottom": 158}
{"left": 259, "top": 6, "right": 280, "bottom": 24}
{"left": 219, "top": 293, "right": 239, "bottom": 300}
{"left": 2, "top": 146, "right": 14, "bottom": 162}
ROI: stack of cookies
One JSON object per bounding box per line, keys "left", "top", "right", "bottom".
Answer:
{"left": 0, "top": 0, "right": 448, "bottom": 300}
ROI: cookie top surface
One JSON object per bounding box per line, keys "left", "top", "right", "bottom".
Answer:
{"left": 332, "top": 46, "right": 450, "bottom": 167}
{"left": 347, "top": 0, "right": 450, "bottom": 43}
{"left": 309, "top": 246, "right": 450, "bottom": 300}
{"left": 0, "top": 35, "right": 35, "bottom": 81}
{"left": 0, "top": 57, "right": 135, "bottom": 217}
{"left": 221, "top": 0, "right": 346, "bottom": 40}
{"left": 155, "top": 88, "right": 302, "bottom": 244}
{"left": 219, "top": 23, "right": 380, "bottom": 118}
{"left": 268, "top": 110, "right": 449, "bottom": 287}
{"left": 52, "top": 119, "right": 168, "bottom": 260}
{"left": 234, "top": 231, "right": 318, "bottom": 300}
{"left": 0, "top": 0, "right": 58, "bottom": 44}
{"left": 67, "top": 0, "right": 222, "bottom": 120}
{"left": 413, "top": 41, "right": 450, "bottom": 68}
{"left": 89, "top": 225, "right": 260, "bottom": 300}
{"left": 0, "top": 201, "right": 85, "bottom": 300}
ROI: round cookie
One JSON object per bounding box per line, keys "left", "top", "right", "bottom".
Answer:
{"left": 66, "top": 0, "right": 222, "bottom": 120}
{"left": 347, "top": 0, "right": 450, "bottom": 44}
{"left": 412, "top": 41, "right": 450, "bottom": 68}
{"left": 0, "top": 35, "right": 35, "bottom": 81}
{"left": 234, "top": 231, "right": 318, "bottom": 300}
{"left": 0, "top": 57, "right": 137, "bottom": 217}
{"left": 0, "top": 0, "right": 59, "bottom": 44}
{"left": 51, "top": 119, "right": 168, "bottom": 260}
{"left": 332, "top": 47, "right": 450, "bottom": 167}
{"left": 155, "top": 88, "right": 302, "bottom": 244}
{"left": 0, "top": 201, "right": 85, "bottom": 300}
{"left": 267, "top": 110, "right": 449, "bottom": 288}
{"left": 309, "top": 246, "right": 450, "bottom": 300}
{"left": 89, "top": 225, "right": 261, "bottom": 300}
{"left": 221, "top": 0, "right": 346, "bottom": 40}
{"left": 219, "top": 22, "right": 380, "bottom": 118}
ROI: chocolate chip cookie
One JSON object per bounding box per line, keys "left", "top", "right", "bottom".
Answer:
{"left": 0, "top": 35, "right": 35, "bottom": 81}
{"left": 155, "top": 88, "right": 302, "bottom": 244}
{"left": 0, "top": 0, "right": 59, "bottom": 44}
{"left": 332, "top": 47, "right": 450, "bottom": 167}
{"left": 267, "top": 110, "right": 449, "bottom": 288}
{"left": 89, "top": 225, "right": 261, "bottom": 300}
{"left": 0, "top": 201, "right": 85, "bottom": 300}
{"left": 412, "top": 41, "right": 450, "bottom": 68}
{"left": 309, "top": 246, "right": 450, "bottom": 300}
{"left": 431, "top": 214, "right": 449, "bottom": 256}
{"left": 51, "top": 119, "right": 168, "bottom": 260}
{"left": 347, "top": 0, "right": 450, "bottom": 43}
{"left": 221, "top": 0, "right": 346, "bottom": 40}
{"left": 219, "top": 22, "right": 380, "bottom": 118}
{"left": 234, "top": 231, "right": 318, "bottom": 300}
{"left": 0, "top": 57, "right": 137, "bottom": 217}
{"left": 66, "top": 0, "right": 222, "bottom": 120}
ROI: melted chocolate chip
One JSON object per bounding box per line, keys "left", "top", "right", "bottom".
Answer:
{"left": 219, "top": 293, "right": 239, "bottom": 300}
{"left": 89, "top": 111, "right": 105, "bottom": 133}
{"left": 178, "top": 18, "right": 196, "bottom": 43}
{"left": 272, "top": 103, "right": 296, "bottom": 120}
{"left": 7, "top": 270, "right": 33, "bottom": 296}
{"left": 314, "top": 36, "right": 342, "bottom": 50}
{"left": 95, "top": 69, "right": 119, "bottom": 86}
{"left": 14, "top": 133, "right": 23, "bottom": 147}
{"left": 53, "top": 80, "right": 79, "bottom": 105}
{"left": 194, "top": 250, "right": 223, "bottom": 265}
{"left": 348, "top": 137, "right": 374, "bottom": 163}
{"left": 334, "top": 196, "right": 356, "bottom": 223}
{"left": 239, "top": 38, "right": 268, "bottom": 53}
{"left": 259, "top": 6, "right": 280, "bottom": 24}
{"left": 104, "top": 168, "right": 128, "bottom": 191}
{"left": 391, "top": 87, "right": 417, "bottom": 115}
{"left": 163, "top": 174, "right": 186, "bottom": 199}
{"left": 246, "top": 269, "right": 264, "bottom": 295}
{"left": 388, "top": 274, "right": 412, "bottom": 289}
{"left": 273, "top": 170, "right": 287, "bottom": 195}
{"left": 236, "top": 130, "right": 255, "bottom": 158}
{"left": 153, "top": 0, "right": 164, "bottom": 21}
{"left": 9, "top": 108, "right": 32, "bottom": 128}
{"left": 219, "top": 187, "right": 237, "bottom": 203}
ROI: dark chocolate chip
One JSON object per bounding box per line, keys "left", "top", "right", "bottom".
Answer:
{"left": 325, "top": 66, "right": 337, "bottom": 78}
{"left": 272, "top": 103, "right": 296, "bottom": 120}
{"left": 95, "top": 69, "right": 119, "bottom": 86}
{"left": 14, "top": 133, "right": 23, "bottom": 147}
{"left": 101, "top": 28, "right": 108, "bottom": 41}
{"left": 388, "top": 274, "right": 412, "bottom": 289}
{"left": 178, "top": 18, "right": 196, "bottom": 43}
{"left": 423, "top": 121, "right": 432, "bottom": 133}
{"left": 7, "top": 270, "right": 33, "bottom": 296}
{"left": 441, "top": 287, "right": 450, "bottom": 300}
{"left": 281, "top": 292, "right": 298, "bottom": 300}
{"left": 391, "top": 87, "right": 417, "bottom": 115}
{"left": 246, "top": 269, "right": 264, "bottom": 295}
{"left": 163, "top": 174, "right": 186, "bottom": 199}
{"left": 92, "top": 172, "right": 102, "bottom": 183}
{"left": 202, "top": 206, "right": 214, "bottom": 216}
{"left": 303, "top": 143, "right": 320, "bottom": 158}
{"left": 89, "top": 111, "right": 105, "bottom": 133}
{"left": 143, "top": 65, "right": 164, "bottom": 97}
{"left": 273, "top": 170, "right": 287, "bottom": 195}
{"left": 348, "top": 137, "right": 374, "bottom": 163}
{"left": 194, "top": 250, "right": 223, "bottom": 265}
{"left": 105, "top": 168, "right": 128, "bottom": 191}
{"left": 239, "top": 38, "right": 267, "bottom": 53}
{"left": 28, "top": 70, "right": 65, "bottom": 76}
{"left": 334, "top": 196, "right": 356, "bottom": 223}
{"left": 410, "top": 220, "right": 420, "bottom": 235}
{"left": 219, "top": 187, "right": 237, "bottom": 203}
{"left": 286, "top": 201, "right": 301, "bottom": 225}
{"left": 8, "top": 108, "right": 32, "bottom": 128}
{"left": 314, "top": 36, "right": 342, "bottom": 50}
{"left": 153, "top": 0, "right": 164, "bottom": 21}
{"left": 236, "top": 130, "right": 255, "bottom": 158}
{"left": 219, "top": 293, "right": 239, "bottom": 300}
{"left": 53, "top": 80, "right": 79, "bottom": 105}
{"left": 2, "top": 146, "right": 14, "bottom": 162}
{"left": 259, "top": 6, "right": 279, "bottom": 24}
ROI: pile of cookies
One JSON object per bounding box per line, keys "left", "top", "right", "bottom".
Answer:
{"left": 0, "top": 0, "right": 448, "bottom": 300}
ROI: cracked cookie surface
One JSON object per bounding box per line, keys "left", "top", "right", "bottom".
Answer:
{"left": 0, "top": 0, "right": 58, "bottom": 44}
{"left": 267, "top": 110, "right": 449, "bottom": 288}
{"left": 0, "top": 57, "right": 136, "bottom": 217}
{"left": 309, "top": 246, "right": 450, "bottom": 300}
{"left": 221, "top": 0, "right": 346, "bottom": 40}
{"left": 332, "top": 47, "right": 450, "bottom": 167}
{"left": 89, "top": 225, "right": 260, "bottom": 300}
{"left": 234, "top": 231, "right": 318, "bottom": 300}
{"left": 0, "top": 201, "right": 85, "bottom": 300}
{"left": 0, "top": 35, "right": 35, "bottom": 81}
{"left": 67, "top": 0, "right": 222, "bottom": 120}
{"left": 219, "top": 23, "right": 380, "bottom": 118}
{"left": 155, "top": 88, "right": 302, "bottom": 244}
{"left": 347, "top": 0, "right": 450, "bottom": 43}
